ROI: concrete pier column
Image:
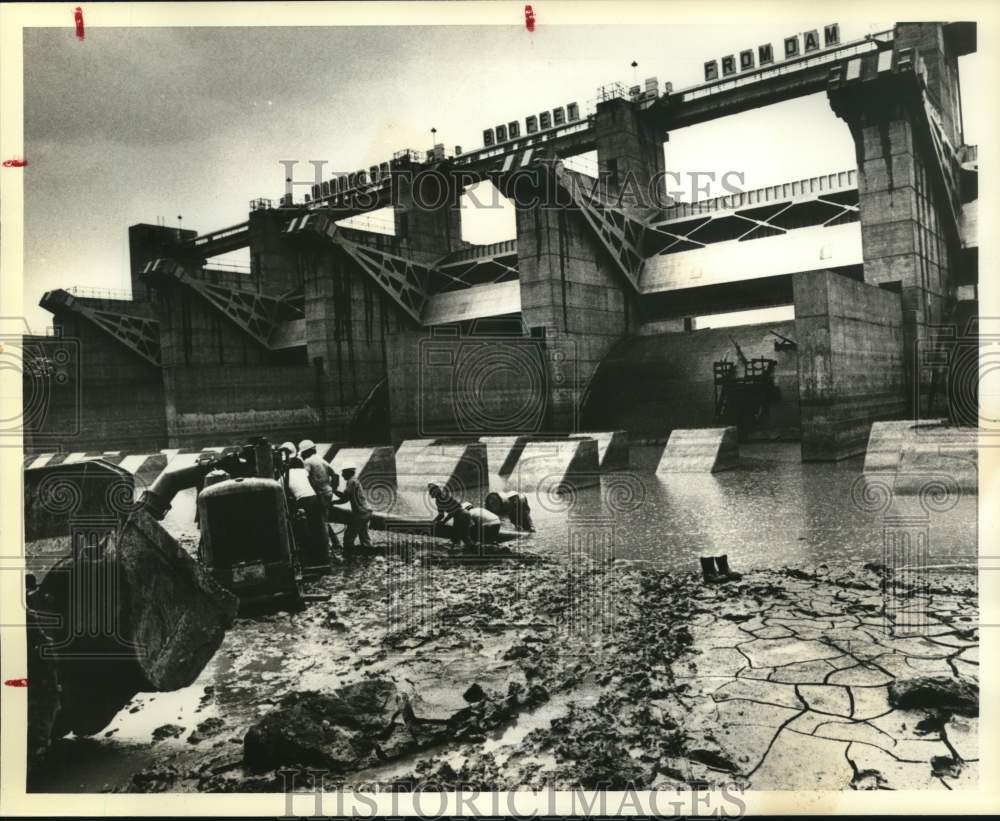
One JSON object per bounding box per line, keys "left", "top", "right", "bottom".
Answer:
{"left": 128, "top": 224, "right": 196, "bottom": 303}
{"left": 301, "top": 244, "right": 395, "bottom": 442}
{"left": 827, "top": 23, "right": 972, "bottom": 415}
{"left": 595, "top": 96, "right": 666, "bottom": 207}
{"left": 248, "top": 208, "right": 304, "bottom": 291}
{"left": 392, "top": 159, "right": 464, "bottom": 262}
{"left": 514, "top": 179, "right": 639, "bottom": 434}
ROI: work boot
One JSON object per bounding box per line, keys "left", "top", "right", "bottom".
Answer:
{"left": 700, "top": 556, "right": 726, "bottom": 585}
{"left": 715, "top": 554, "right": 742, "bottom": 581}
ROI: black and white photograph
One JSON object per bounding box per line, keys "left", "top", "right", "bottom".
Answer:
{"left": 1, "top": 0, "right": 996, "bottom": 814}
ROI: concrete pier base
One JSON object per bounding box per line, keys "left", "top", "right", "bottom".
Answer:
{"left": 657, "top": 427, "right": 739, "bottom": 473}
{"left": 570, "top": 431, "right": 629, "bottom": 470}
{"left": 504, "top": 438, "right": 600, "bottom": 493}
{"left": 479, "top": 436, "right": 530, "bottom": 487}
{"left": 394, "top": 440, "right": 489, "bottom": 498}
{"left": 863, "top": 420, "right": 948, "bottom": 472}
{"left": 865, "top": 420, "right": 977, "bottom": 495}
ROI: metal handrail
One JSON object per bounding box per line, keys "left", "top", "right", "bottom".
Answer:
{"left": 657, "top": 169, "right": 858, "bottom": 222}
{"left": 192, "top": 222, "right": 249, "bottom": 245}
{"left": 336, "top": 214, "right": 396, "bottom": 235}
{"left": 204, "top": 260, "right": 252, "bottom": 273}
{"left": 65, "top": 286, "right": 133, "bottom": 301}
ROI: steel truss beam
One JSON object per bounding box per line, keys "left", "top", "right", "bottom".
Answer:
{"left": 142, "top": 258, "right": 298, "bottom": 350}
{"left": 286, "top": 214, "right": 522, "bottom": 322}
{"left": 284, "top": 213, "right": 431, "bottom": 325}
{"left": 649, "top": 193, "right": 859, "bottom": 254}
{"left": 552, "top": 163, "right": 648, "bottom": 292}
{"left": 433, "top": 246, "right": 519, "bottom": 291}
{"left": 40, "top": 289, "right": 161, "bottom": 367}
{"left": 336, "top": 236, "right": 432, "bottom": 324}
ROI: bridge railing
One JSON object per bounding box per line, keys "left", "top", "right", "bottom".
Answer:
{"left": 336, "top": 213, "right": 397, "bottom": 235}
{"left": 439, "top": 239, "right": 518, "bottom": 266}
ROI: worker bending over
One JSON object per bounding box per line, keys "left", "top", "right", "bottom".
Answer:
{"left": 428, "top": 483, "right": 473, "bottom": 549}
{"left": 285, "top": 456, "right": 332, "bottom": 569}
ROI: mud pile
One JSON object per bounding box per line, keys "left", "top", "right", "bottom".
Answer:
{"left": 53, "top": 554, "right": 977, "bottom": 794}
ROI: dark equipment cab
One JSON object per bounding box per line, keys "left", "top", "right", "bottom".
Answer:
{"left": 197, "top": 476, "right": 302, "bottom": 607}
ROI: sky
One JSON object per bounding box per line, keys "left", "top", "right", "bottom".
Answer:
{"left": 22, "top": 21, "right": 983, "bottom": 331}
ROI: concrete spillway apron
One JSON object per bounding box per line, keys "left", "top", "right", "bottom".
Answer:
{"left": 393, "top": 440, "right": 489, "bottom": 516}
{"left": 569, "top": 430, "right": 630, "bottom": 470}
{"left": 503, "top": 438, "right": 601, "bottom": 495}
{"left": 863, "top": 420, "right": 977, "bottom": 496}
{"left": 657, "top": 427, "right": 740, "bottom": 473}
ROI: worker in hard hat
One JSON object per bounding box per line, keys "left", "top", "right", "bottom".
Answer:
{"left": 428, "top": 483, "right": 473, "bottom": 549}
{"left": 285, "top": 455, "right": 331, "bottom": 571}
{"left": 298, "top": 439, "right": 339, "bottom": 508}
{"left": 297, "top": 439, "right": 342, "bottom": 552}
{"left": 334, "top": 466, "right": 372, "bottom": 558}
{"left": 275, "top": 441, "right": 297, "bottom": 475}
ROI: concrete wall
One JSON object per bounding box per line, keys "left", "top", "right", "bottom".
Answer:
{"left": 151, "top": 265, "right": 325, "bottom": 447}
{"left": 385, "top": 327, "right": 548, "bottom": 443}
{"left": 23, "top": 316, "right": 168, "bottom": 454}
{"left": 582, "top": 319, "right": 801, "bottom": 441}
{"left": 302, "top": 245, "right": 397, "bottom": 443}
{"left": 162, "top": 363, "right": 319, "bottom": 448}
{"left": 794, "top": 269, "right": 905, "bottom": 460}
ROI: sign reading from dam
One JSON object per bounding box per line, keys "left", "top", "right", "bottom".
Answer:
{"left": 704, "top": 23, "right": 840, "bottom": 81}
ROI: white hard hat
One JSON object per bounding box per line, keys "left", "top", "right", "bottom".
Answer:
{"left": 279, "top": 441, "right": 296, "bottom": 454}
{"left": 298, "top": 439, "right": 316, "bottom": 453}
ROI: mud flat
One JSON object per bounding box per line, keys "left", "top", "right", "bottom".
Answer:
{"left": 31, "top": 548, "right": 978, "bottom": 794}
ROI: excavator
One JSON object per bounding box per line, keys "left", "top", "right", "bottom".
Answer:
{"left": 21, "top": 436, "right": 323, "bottom": 767}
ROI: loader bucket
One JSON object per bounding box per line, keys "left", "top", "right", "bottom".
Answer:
{"left": 22, "top": 458, "right": 238, "bottom": 755}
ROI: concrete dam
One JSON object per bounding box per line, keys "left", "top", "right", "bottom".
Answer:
{"left": 24, "top": 22, "right": 978, "bottom": 464}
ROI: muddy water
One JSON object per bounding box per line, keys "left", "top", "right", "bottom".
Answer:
{"left": 28, "top": 441, "right": 977, "bottom": 792}
{"left": 158, "top": 443, "right": 976, "bottom": 570}
{"left": 387, "top": 443, "right": 976, "bottom": 569}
